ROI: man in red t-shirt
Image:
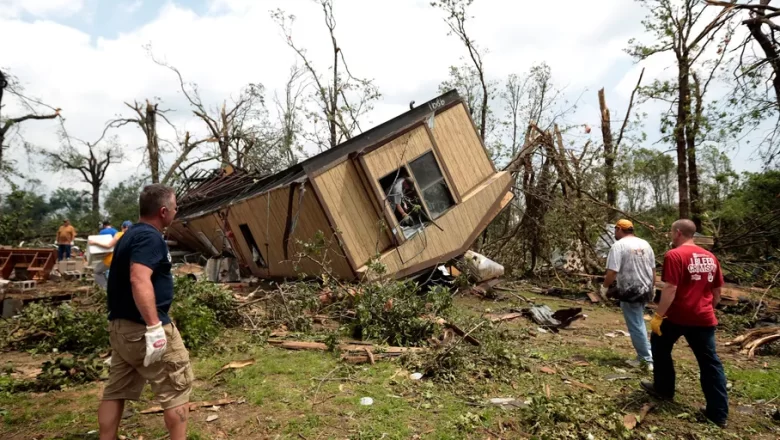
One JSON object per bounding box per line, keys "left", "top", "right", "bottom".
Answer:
{"left": 641, "top": 219, "right": 728, "bottom": 428}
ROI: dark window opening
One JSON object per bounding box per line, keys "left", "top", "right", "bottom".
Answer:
{"left": 379, "top": 168, "right": 428, "bottom": 239}
{"left": 409, "top": 152, "right": 454, "bottom": 218}
{"left": 238, "top": 223, "right": 267, "bottom": 268}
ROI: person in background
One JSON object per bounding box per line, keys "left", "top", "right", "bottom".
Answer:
{"left": 641, "top": 219, "right": 728, "bottom": 428}
{"left": 100, "top": 220, "right": 118, "bottom": 237}
{"left": 599, "top": 219, "right": 656, "bottom": 370}
{"left": 89, "top": 221, "right": 132, "bottom": 289}
{"left": 98, "top": 186, "right": 191, "bottom": 440}
{"left": 388, "top": 176, "right": 415, "bottom": 225}
{"left": 56, "top": 219, "right": 77, "bottom": 261}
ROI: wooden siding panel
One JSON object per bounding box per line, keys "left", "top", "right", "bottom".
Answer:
{"left": 363, "top": 126, "right": 432, "bottom": 180}
{"left": 431, "top": 104, "right": 494, "bottom": 196}
{"left": 376, "top": 171, "right": 511, "bottom": 276}
{"left": 313, "top": 161, "right": 391, "bottom": 268}
{"left": 223, "top": 184, "right": 353, "bottom": 280}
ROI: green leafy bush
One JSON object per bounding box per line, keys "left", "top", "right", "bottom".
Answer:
{"left": 170, "top": 277, "right": 243, "bottom": 351}
{"left": 351, "top": 281, "right": 453, "bottom": 346}
{"left": 3, "top": 302, "right": 109, "bottom": 354}
{"left": 0, "top": 355, "right": 106, "bottom": 393}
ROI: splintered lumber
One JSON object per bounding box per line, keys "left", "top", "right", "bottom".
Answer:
{"left": 485, "top": 312, "right": 523, "bottom": 323}
{"left": 268, "top": 340, "right": 328, "bottom": 351}
{"left": 268, "top": 339, "right": 426, "bottom": 364}
{"left": 210, "top": 358, "right": 255, "bottom": 379}
{"left": 727, "top": 326, "right": 780, "bottom": 358}
{"left": 141, "top": 399, "right": 237, "bottom": 414}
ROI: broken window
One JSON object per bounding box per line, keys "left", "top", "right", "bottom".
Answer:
{"left": 238, "top": 223, "right": 267, "bottom": 268}
{"left": 409, "top": 151, "right": 454, "bottom": 218}
{"left": 379, "top": 168, "right": 427, "bottom": 239}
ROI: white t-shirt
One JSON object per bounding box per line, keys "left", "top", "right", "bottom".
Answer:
{"left": 606, "top": 235, "right": 656, "bottom": 302}
{"left": 388, "top": 179, "right": 406, "bottom": 207}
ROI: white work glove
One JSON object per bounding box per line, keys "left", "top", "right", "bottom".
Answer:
{"left": 599, "top": 285, "right": 609, "bottom": 301}
{"left": 143, "top": 322, "right": 167, "bottom": 367}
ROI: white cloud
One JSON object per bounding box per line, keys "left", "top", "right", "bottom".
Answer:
{"left": 0, "top": 0, "right": 84, "bottom": 18}
{"left": 0, "top": 0, "right": 763, "bottom": 200}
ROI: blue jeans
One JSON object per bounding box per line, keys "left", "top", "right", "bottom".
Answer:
{"left": 651, "top": 320, "right": 729, "bottom": 424}
{"left": 57, "top": 244, "right": 72, "bottom": 261}
{"left": 620, "top": 301, "right": 653, "bottom": 363}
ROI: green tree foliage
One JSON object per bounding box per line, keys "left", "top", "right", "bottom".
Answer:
{"left": 103, "top": 176, "right": 144, "bottom": 224}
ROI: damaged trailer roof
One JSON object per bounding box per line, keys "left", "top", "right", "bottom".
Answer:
{"left": 176, "top": 89, "right": 462, "bottom": 221}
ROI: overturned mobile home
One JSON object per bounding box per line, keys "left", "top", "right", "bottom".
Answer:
{"left": 168, "top": 90, "right": 514, "bottom": 280}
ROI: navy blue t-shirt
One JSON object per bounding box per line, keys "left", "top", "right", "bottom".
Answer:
{"left": 107, "top": 223, "right": 173, "bottom": 325}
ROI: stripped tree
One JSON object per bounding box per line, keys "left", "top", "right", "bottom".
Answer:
{"left": 39, "top": 128, "right": 125, "bottom": 218}
{"left": 0, "top": 69, "right": 61, "bottom": 176}
{"left": 432, "top": 0, "right": 491, "bottom": 142}
{"left": 272, "top": 0, "right": 380, "bottom": 151}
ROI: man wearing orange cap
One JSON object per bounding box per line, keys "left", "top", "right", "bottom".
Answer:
{"left": 600, "top": 219, "right": 656, "bottom": 370}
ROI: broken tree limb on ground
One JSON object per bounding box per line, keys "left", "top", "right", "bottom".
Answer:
{"left": 726, "top": 326, "right": 780, "bottom": 358}
{"left": 140, "top": 398, "right": 240, "bottom": 414}
{"left": 210, "top": 358, "right": 255, "bottom": 379}
{"left": 267, "top": 339, "right": 427, "bottom": 364}
{"left": 485, "top": 312, "right": 523, "bottom": 323}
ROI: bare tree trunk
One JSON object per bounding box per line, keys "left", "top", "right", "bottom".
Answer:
{"left": 91, "top": 180, "right": 100, "bottom": 217}
{"left": 145, "top": 101, "right": 160, "bottom": 183}
{"left": 675, "top": 61, "right": 691, "bottom": 219}
{"left": 688, "top": 74, "right": 704, "bottom": 230}
{"left": 598, "top": 88, "right": 616, "bottom": 214}
{"left": 330, "top": 39, "right": 339, "bottom": 149}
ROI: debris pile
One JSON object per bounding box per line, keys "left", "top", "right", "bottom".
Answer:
{"left": 726, "top": 327, "right": 780, "bottom": 358}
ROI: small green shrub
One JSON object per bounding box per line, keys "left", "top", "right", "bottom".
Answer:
{"left": 3, "top": 302, "right": 109, "bottom": 354}
{"left": 170, "top": 278, "right": 243, "bottom": 351}
{"left": 0, "top": 355, "right": 106, "bottom": 393}
{"left": 351, "top": 281, "right": 453, "bottom": 346}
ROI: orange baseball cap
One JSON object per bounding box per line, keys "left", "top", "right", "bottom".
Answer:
{"left": 615, "top": 219, "right": 634, "bottom": 230}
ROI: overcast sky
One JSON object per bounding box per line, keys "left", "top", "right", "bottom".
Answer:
{"left": 0, "top": 0, "right": 765, "bottom": 197}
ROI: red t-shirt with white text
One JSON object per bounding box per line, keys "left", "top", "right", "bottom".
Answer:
{"left": 662, "top": 245, "right": 724, "bottom": 327}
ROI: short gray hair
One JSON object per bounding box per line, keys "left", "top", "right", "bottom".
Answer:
{"left": 139, "top": 184, "right": 175, "bottom": 217}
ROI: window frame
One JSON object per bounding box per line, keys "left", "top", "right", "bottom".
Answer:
{"left": 237, "top": 223, "right": 268, "bottom": 268}
{"left": 407, "top": 150, "right": 456, "bottom": 219}
{"left": 375, "top": 148, "right": 457, "bottom": 242}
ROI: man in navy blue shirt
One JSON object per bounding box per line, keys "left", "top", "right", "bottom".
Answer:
{"left": 98, "top": 184, "right": 192, "bottom": 440}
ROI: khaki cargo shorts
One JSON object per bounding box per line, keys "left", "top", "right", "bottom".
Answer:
{"left": 102, "top": 319, "right": 194, "bottom": 410}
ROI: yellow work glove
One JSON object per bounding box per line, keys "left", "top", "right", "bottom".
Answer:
{"left": 650, "top": 313, "right": 664, "bottom": 336}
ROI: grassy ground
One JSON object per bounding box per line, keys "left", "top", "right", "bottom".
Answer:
{"left": 1, "top": 290, "right": 779, "bottom": 439}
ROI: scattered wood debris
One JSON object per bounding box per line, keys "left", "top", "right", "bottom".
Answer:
{"left": 561, "top": 376, "right": 595, "bottom": 393}
{"left": 624, "top": 403, "right": 656, "bottom": 430}
{"left": 140, "top": 398, "right": 239, "bottom": 414}
{"left": 267, "top": 339, "right": 426, "bottom": 365}
{"left": 485, "top": 312, "right": 523, "bottom": 323}
{"left": 726, "top": 326, "right": 780, "bottom": 358}
{"left": 210, "top": 358, "right": 255, "bottom": 379}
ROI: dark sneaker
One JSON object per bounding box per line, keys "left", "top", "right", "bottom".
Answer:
{"left": 640, "top": 380, "right": 672, "bottom": 400}
{"left": 699, "top": 406, "right": 727, "bottom": 428}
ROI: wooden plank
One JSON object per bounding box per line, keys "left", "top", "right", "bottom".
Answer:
{"left": 309, "top": 175, "right": 360, "bottom": 273}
